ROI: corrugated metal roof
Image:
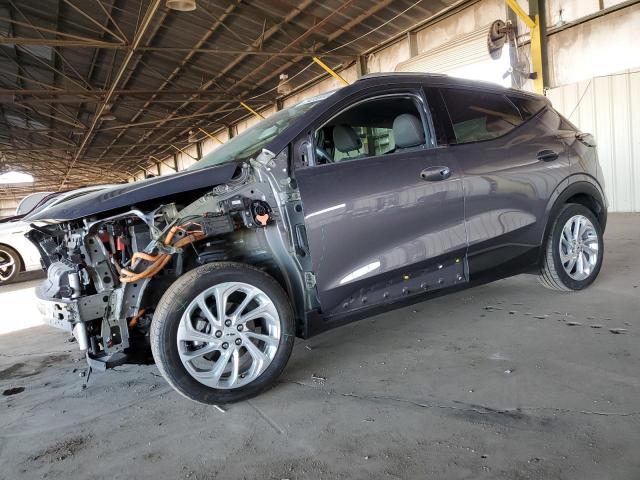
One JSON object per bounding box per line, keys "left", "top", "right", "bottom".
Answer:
{"left": 0, "top": 0, "right": 461, "bottom": 197}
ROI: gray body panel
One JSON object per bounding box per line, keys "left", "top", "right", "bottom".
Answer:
{"left": 291, "top": 75, "right": 605, "bottom": 320}
{"left": 454, "top": 109, "right": 572, "bottom": 272}
{"left": 296, "top": 147, "right": 466, "bottom": 316}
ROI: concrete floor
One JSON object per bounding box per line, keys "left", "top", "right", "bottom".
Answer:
{"left": 1, "top": 214, "right": 639, "bottom": 480}
{"left": 0, "top": 271, "right": 45, "bottom": 335}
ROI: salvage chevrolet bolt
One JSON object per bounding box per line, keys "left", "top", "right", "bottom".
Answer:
{"left": 26, "top": 74, "right": 607, "bottom": 404}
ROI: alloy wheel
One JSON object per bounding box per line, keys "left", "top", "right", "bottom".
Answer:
{"left": 176, "top": 282, "right": 281, "bottom": 389}
{"left": 559, "top": 214, "right": 599, "bottom": 281}
{"left": 0, "top": 248, "right": 16, "bottom": 282}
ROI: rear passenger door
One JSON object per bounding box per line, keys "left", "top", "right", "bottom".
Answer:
{"left": 429, "top": 86, "right": 571, "bottom": 277}
{"left": 295, "top": 90, "right": 467, "bottom": 317}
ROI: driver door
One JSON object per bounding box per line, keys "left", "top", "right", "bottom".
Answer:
{"left": 294, "top": 90, "right": 468, "bottom": 317}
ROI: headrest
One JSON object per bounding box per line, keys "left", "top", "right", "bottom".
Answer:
{"left": 333, "top": 124, "right": 362, "bottom": 153}
{"left": 393, "top": 114, "right": 425, "bottom": 148}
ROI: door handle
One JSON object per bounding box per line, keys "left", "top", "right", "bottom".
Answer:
{"left": 421, "top": 166, "right": 451, "bottom": 181}
{"left": 537, "top": 150, "right": 559, "bottom": 162}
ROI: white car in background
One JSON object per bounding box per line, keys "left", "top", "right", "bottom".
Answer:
{"left": 0, "top": 186, "right": 112, "bottom": 284}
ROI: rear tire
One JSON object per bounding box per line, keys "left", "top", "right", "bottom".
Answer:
{"left": 151, "top": 262, "right": 295, "bottom": 404}
{"left": 0, "top": 245, "right": 22, "bottom": 284}
{"left": 538, "top": 204, "right": 603, "bottom": 291}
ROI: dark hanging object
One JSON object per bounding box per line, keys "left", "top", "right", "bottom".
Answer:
{"left": 487, "top": 20, "right": 510, "bottom": 59}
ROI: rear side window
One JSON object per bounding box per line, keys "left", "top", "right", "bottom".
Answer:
{"left": 441, "top": 88, "right": 523, "bottom": 144}
{"left": 509, "top": 95, "right": 547, "bottom": 120}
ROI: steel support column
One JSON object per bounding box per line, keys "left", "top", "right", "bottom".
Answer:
{"left": 506, "top": 0, "right": 546, "bottom": 93}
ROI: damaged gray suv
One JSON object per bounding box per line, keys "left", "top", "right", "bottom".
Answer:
{"left": 26, "top": 73, "right": 607, "bottom": 404}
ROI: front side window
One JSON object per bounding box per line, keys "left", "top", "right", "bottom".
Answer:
{"left": 315, "top": 95, "right": 430, "bottom": 164}
{"left": 441, "top": 88, "right": 524, "bottom": 144}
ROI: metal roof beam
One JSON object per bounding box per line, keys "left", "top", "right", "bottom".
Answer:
{"left": 58, "top": 0, "right": 163, "bottom": 190}
{"left": 0, "top": 36, "right": 123, "bottom": 48}
{"left": 111, "top": 0, "right": 319, "bottom": 165}
{"left": 0, "top": 15, "right": 126, "bottom": 45}
{"left": 61, "top": 0, "right": 126, "bottom": 44}
{"left": 93, "top": 0, "right": 242, "bottom": 164}
{"left": 0, "top": 88, "right": 230, "bottom": 97}
{"left": 137, "top": 47, "right": 356, "bottom": 58}
{"left": 128, "top": 0, "right": 383, "bottom": 165}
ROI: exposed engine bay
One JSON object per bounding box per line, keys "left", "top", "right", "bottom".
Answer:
{"left": 27, "top": 151, "right": 318, "bottom": 369}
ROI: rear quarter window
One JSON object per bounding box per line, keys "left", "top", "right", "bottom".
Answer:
{"left": 508, "top": 95, "right": 547, "bottom": 120}
{"left": 440, "top": 88, "right": 524, "bottom": 144}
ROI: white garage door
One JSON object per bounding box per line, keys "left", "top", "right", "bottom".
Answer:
{"left": 395, "top": 24, "right": 511, "bottom": 87}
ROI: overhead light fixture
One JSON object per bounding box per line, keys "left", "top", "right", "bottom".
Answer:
{"left": 101, "top": 113, "right": 116, "bottom": 121}
{"left": 166, "top": 0, "right": 196, "bottom": 11}
{"left": 277, "top": 74, "right": 292, "bottom": 96}
{"left": 187, "top": 130, "right": 198, "bottom": 143}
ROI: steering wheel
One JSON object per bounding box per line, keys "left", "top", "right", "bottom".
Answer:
{"left": 315, "top": 145, "right": 333, "bottom": 164}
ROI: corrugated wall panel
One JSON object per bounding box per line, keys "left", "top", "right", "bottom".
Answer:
{"left": 0, "top": 198, "right": 19, "bottom": 218}
{"left": 547, "top": 70, "right": 640, "bottom": 212}
{"left": 629, "top": 72, "right": 640, "bottom": 212}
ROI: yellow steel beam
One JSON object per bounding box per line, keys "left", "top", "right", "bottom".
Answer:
{"left": 529, "top": 14, "right": 544, "bottom": 94}
{"left": 505, "top": 0, "right": 544, "bottom": 94}
{"left": 171, "top": 144, "right": 197, "bottom": 160}
{"left": 505, "top": 0, "right": 535, "bottom": 28}
{"left": 240, "top": 101, "right": 265, "bottom": 119}
{"left": 198, "top": 127, "right": 224, "bottom": 144}
{"left": 312, "top": 56, "right": 349, "bottom": 85}
{"left": 149, "top": 155, "right": 178, "bottom": 172}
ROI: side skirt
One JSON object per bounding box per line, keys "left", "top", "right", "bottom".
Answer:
{"left": 299, "top": 246, "right": 540, "bottom": 339}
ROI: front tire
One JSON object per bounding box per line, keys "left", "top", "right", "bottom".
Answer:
{"left": 0, "top": 245, "right": 22, "bottom": 284}
{"left": 150, "top": 262, "right": 295, "bottom": 404}
{"left": 538, "top": 204, "right": 603, "bottom": 291}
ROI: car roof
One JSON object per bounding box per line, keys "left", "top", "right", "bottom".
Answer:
{"left": 353, "top": 72, "right": 546, "bottom": 100}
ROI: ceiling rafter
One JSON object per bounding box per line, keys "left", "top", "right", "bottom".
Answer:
{"left": 128, "top": 0, "right": 396, "bottom": 167}
{"left": 0, "top": 0, "right": 459, "bottom": 195}
{"left": 58, "top": 0, "right": 163, "bottom": 190}
{"left": 110, "top": 0, "right": 321, "bottom": 166}
{"left": 93, "top": 0, "right": 245, "bottom": 165}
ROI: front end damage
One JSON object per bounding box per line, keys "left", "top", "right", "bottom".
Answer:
{"left": 27, "top": 152, "right": 319, "bottom": 370}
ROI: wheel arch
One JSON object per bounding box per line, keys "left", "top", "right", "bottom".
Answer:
{"left": 168, "top": 228, "right": 306, "bottom": 324}
{"left": 542, "top": 177, "right": 607, "bottom": 247}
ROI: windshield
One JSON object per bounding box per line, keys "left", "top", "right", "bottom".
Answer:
{"left": 189, "top": 92, "right": 334, "bottom": 170}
